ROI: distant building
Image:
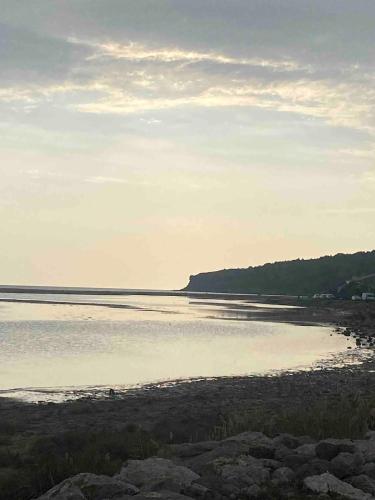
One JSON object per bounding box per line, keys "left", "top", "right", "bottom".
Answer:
{"left": 362, "top": 292, "right": 375, "bottom": 301}
{"left": 313, "top": 293, "right": 335, "bottom": 299}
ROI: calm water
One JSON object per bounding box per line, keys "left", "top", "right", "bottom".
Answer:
{"left": 0, "top": 292, "right": 358, "bottom": 402}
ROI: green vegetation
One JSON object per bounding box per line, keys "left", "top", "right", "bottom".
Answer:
{"left": 207, "top": 392, "right": 372, "bottom": 442}
{"left": 185, "top": 250, "right": 375, "bottom": 296}
{"left": 0, "top": 425, "right": 158, "bottom": 500}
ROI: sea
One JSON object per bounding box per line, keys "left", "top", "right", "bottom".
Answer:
{"left": 0, "top": 288, "right": 362, "bottom": 403}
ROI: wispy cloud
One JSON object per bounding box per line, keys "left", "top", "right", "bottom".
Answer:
{"left": 86, "top": 176, "right": 129, "bottom": 184}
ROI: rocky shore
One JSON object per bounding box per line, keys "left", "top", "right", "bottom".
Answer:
{"left": 36, "top": 430, "right": 375, "bottom": 499}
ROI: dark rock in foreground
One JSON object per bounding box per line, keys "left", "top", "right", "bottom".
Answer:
{"left": 35, "top": 430, "right": 375, "bottom": 499}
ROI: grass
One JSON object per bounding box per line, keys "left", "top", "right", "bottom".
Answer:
{"left": 206, "top": 392, "right": 374, "bottom": 441}
{"left": 0, "top": 425, "right": 159, "bottom": 500}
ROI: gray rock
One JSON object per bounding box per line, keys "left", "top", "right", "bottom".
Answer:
{"left": 283, "top": 453, "right": 310, "bottom": 469}
{"left": 273, "top": 434, "right": 301, "bottom": 449}
{"left": 165, "top": 442, "right": 219, "bottom": 459}
{"left": 347, "top": 475, "right": 375, "bottom": 495}
{"left": 362, "top": 463, "right": 375, "bottom": 479}
{"left": 259, "top": 458, "right": 282, "bottom": 470}
{"left": 274, "top": 445, "right": 293, "bottom": 461}
{"left": 36, "top": 473, "right": 139, "bottom": 500}
{"left": 295, "top": 459, "right": 330, "bottom": 480}
{"left": 294, "top": 443, "right": 316, "bottom": 460}
{"left": 117, "top": 492, "right": 194, "bottom": 500}
{"left": 242, "top": 484, "right": 261, "bottom": 499}
{"left": 184, "top": 440, "right": 249, "bottom": 472}
{"left": 213, "top": 455, "right": 270, "bottom": 487}
{"left": 224, "top": 432, "right": 275, "bottom": 459}
{"left": 272, "top": 467, "right": 294, "bottom": 485}
{"left": 118, "top": 458, "right": 199, "bottom": 492}
{"left": 365, "top": 431, "right": 375, "bottom": 441}
{"left": 355, "top": 440, "right": 375, "bottom": 462}
{"left": 330, "top": 452, "right": 364, "bottom": 479}
{"left": 316, "top": 439, "right": 356, "bottom": 460}
{"left": 304, "top": 472, "right": 373, "bottom": 500}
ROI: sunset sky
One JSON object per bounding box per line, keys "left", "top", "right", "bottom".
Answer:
{"left": 1, "top": 0, "right": 374, "bottom": 289}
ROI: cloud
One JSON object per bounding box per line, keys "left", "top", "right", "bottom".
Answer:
{"left": 0, "top": 1, "right": 374, "bottom": 136}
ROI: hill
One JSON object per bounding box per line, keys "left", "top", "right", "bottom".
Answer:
{"left": 184, "top": 250, "right": 375, "bottom": 296}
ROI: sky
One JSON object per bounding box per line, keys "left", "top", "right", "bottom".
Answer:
{"left": 0, "top": 0, "right": 374, "bottom": 289}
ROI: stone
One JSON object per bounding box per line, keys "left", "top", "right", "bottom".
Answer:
{"left": 347, "top": 475, "right": 375, "bottom": 495}
{"left": 294, "top": 443, "right": 316, "bottom": 460}
{"left": 184, "top": 440, "right": 249, "bottom": 473}
{"left": 355, "top": 439, "right": 375, "bottom": 462}
{"left": 36, "top": 473, "right": 139, "bottom": 500}
{"left": 295, "top": 459, "right": 330, "bottom": 480}
{"left": 258, "top": 458, "right": 282, "bottom": 470}
{"left": 165, "top": 442, "right": 219, "bottom": 459}
{"left": 316, "top": 439, "right": 356, "bottom": 460}
{"left": 283, "top": 453, "right": 310, "bottom": 469}
{"left": 272, "top": 467, "right": 294, "bottom": 485}
{"left": 224, "top": 432, "right": 275, "bottom": 459}
{"left": 117, "top": 492, "right": 195, "bottom": 500}
{"left": 118, "top": 458, "right": 199, "bottom": 492}
{"left": 242, "top": 484, "right": 261, "bottom": 499}
{"left": 304, "top": 472, "right": 373, "bottom": 500}
{"left": 330, "top": 452, "right": 364, "bottom": 479}
{"left": 213, "top": 455, "right": 270, "bottom": 488}
{"left": 362, "top": 463, "right": 375, "bottom": 479}
{"left": 273, "top": 433, "right": 301, "bottom": 449}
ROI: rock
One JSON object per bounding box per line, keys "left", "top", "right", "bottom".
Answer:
{"left": 272, "top": 467, "right": 294, "bottom": 485}
{"left": 362, "top": 463, "right": 375, "bottom": 479}
{"left": 316, "top": 439, "right": 356, "bottom": 460}
{"left": 274, "top": 445, "right": 293, "bottom": 461}
{"left": 213, "top": 455, "right": 270, "bottom": 488}
{"left": 224, "top": 432, "right": 275, "bottom": 459}
{"left": 365, "top": 431, "right": 375, "bottom": 441}
{"left": 242, "top": 484, "right": 261, "bottom": 498}
{"left": 258, "top": 458, "right": 282, "bottom": 470}
{"left": 164, "top": 442, "right": 219, "bottom": 459}
{"left": 119, "top": 492, "right": 195, "bottom": 500}
{"left": 294, "top": 443, "right": 316, "bottom": 460}
{"left": 36, "top": 473, "right": 139, "bottom": 500}
{"left": 295, "top": 459, "right": 330, "bottom": 480}
{"left": 184, "top": 482, "right": 210, "bottom": 499}
{"left": 273, "top": 433, "right": 301, "bottom": 449}
{"left": 304, "top": 472, "right": 373, "bottom": 500}
{"left": 283, "top": 453, "right": 310, "bottom": 469}
{"left": 118, "top": 458, "right": 199, "bottom": 492}
{"left": 184, "top": 440, "right": 249, "bottom": 472}
{"left": 355, "top": 439, "right": 375, "bottom": 462}
{"left": 330, "top": 452, "right": 364, "bottom": 479}
{"left": 347, "top": 475, "right": 375, "bottom": 495}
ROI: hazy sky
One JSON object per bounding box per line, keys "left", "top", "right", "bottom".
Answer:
{"left": 1, "top": 1, "right": 374, "bottom": 289}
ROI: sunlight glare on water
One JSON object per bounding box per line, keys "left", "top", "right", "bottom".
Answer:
{"left": 0, "top": 292, "right": 357, "bottom": 401}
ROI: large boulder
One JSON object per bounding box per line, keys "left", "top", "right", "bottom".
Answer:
{"left": 330, "top": 452, "right": 364, "bottom": 479}
{"left": 304, "top": 472, "right": 373, "bottom": 500}
{"left": 212, "top": 455, "right": 270, "bottom": 488}
{"left": 36, "top": 473, "right": 139, "bottom": 500}
{"left": 355, "top": 440, "right": 375, "bottom": 462}
{"left": 272, "top": 433, "right": 301, "bottom": 449}
{"left": 316, "top": 439, "right": 356, "bottom": 460}
{"left": 225, "top": 431, "right": 275, "bottom": 459}
{"left": 119, "top": 492, "right": 194, "bottom": 500}
{"left": 347, "top": 475, "right": 375, "bottom": 495}
{"left": 117, "top": 458, "right": 200, "bottom": 492}
{"left": 164, "top": 442, "right": 218, "bottom": 459}
{"left": 272, "top": 466, "right": 294, "bottom": 486}
{"left": 295, "top": 459, "right": 330, "bottom": 480}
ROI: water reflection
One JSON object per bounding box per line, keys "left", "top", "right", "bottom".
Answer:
{"left": 0, "top": 292, "right": 359, "bottom": 402}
